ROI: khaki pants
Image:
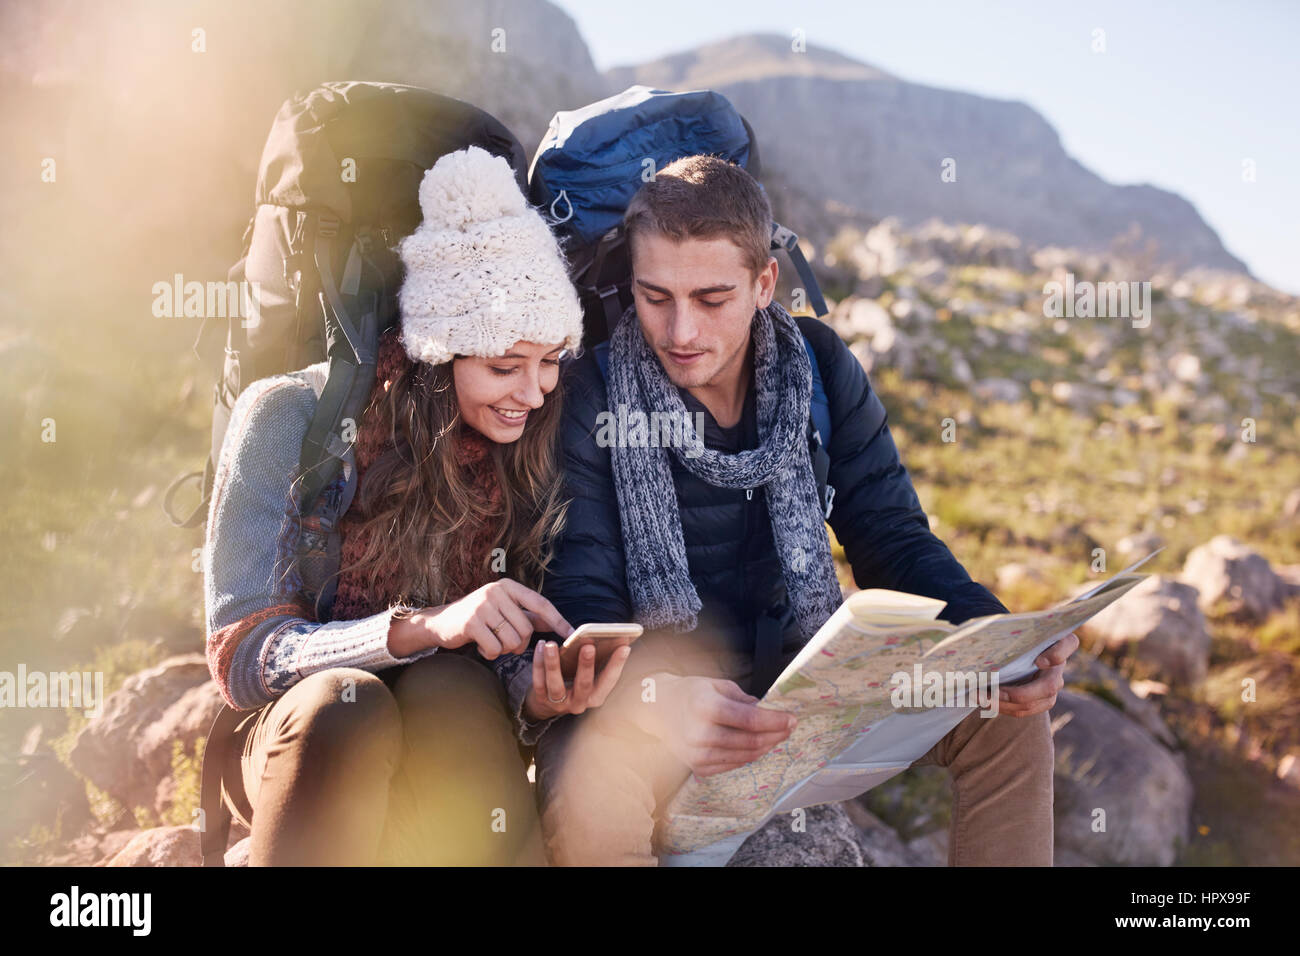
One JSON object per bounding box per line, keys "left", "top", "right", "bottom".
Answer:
{"left": 534, "top": 634, "right": 1054, "bottom": 866}
{"left": 223, "top": 652, "right": 546, "bottom": 866}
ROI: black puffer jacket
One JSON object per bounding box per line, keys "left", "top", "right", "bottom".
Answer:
{"left": 542, "top": 314, "right": 1008, "bottom": 696}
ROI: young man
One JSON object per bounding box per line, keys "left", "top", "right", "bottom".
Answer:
{"left": 510, "top": 155, "right": 1077, "bottom": 866}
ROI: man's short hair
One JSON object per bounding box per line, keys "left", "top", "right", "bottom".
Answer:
{"left": 623, "top": 155, "right": 772, "bottom": 279}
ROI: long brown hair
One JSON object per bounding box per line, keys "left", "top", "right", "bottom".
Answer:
{"left": 336, "top": 334, "right": 569, "bottom": 609}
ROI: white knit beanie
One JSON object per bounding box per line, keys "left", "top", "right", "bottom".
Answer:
{"left": 396, "top": 145, "right": 583, "bottom": 365}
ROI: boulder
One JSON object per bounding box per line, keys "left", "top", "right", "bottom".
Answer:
{"left": 96, "top": 829, "right": 143, "bottom": 864}
{"left": 844, "top": 800, "right": 943, "bottom": 866}
{"left": 838, "top": 298, "right": 893, "bottom": 341}
{"left": 105, "top": 820, "right": 250, "bottom": 867}
{"left": 1275, "top": 564, "right": 1300, "bottom": 599}
{"left": 1166, "top": 352, "right": 1203, "bottom": 385}
{"left": 1182, "top": 535, "right": 1289, "bottom": 621}
{"left": 105, "top": 825, "right": 200, "bottom": 867}
{"left": 225, "top": 836, "right": 251, "bottom": 867}
{"left": 1078, "top": 574, "right": 1210, "bottom": 686}
{"left": 1116, "top": 531, "right": 1163, "bottom": 559}
{"left": 1063, "top": 654, "right": 1178, "bottom": 748}
{"left": 1050, "top": 381, "right": 1110, "bottom": 415}
{"left": 973, "top": 378, "right": 1025, "bottom": 404}
{"left": 1, "top": 750, "right": 92, "bottom": 849}
{"left": 46, "top": 827, "right": 141, "bottom": 867}
{"left": 1051, "top": 690, "right": 1192, "bottom": 866}
{"left": 1054, "top": 847, "right": 1099, "bottom": 867}
{"left": 68, "top": 654, "right": 221, "bottom": 813}
{"left": 901, "top": 829, "right": 948, "bottom": 866}
{"left": 727, "top": 803, "right": 922, "bottom": 867}
{"left": 996, "top": 561, "right": 1049, "bottom": 593}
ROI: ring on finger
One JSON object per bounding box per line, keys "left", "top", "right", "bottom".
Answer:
{"left": 547, "top": 689, "right": 569, "bottom": 704}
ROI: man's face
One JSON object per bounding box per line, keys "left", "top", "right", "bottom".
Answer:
{"left": 629, "top": 232, "right": 778, "bottom": 391}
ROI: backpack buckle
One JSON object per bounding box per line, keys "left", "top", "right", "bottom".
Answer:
{"left": 823, "top": 484, "right": 835, "bottom": 520}
{"left": 771, "top": 222, "right": 799, "bottom": 252}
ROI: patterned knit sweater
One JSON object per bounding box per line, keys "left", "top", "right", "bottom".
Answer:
{"left": 202, "top": 358, "right": 545, "bottom": 742}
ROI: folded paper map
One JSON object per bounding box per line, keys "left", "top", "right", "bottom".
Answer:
{"left": 657, "top": 551, "right": 1160, "bottom": 866}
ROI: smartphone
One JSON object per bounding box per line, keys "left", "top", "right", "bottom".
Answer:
{"left": 558, "top": 622, "right": 643, "bottom": 678}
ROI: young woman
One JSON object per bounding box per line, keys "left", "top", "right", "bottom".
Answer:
{"left": 203, "top": 146, "right": 629, "bottom": 865}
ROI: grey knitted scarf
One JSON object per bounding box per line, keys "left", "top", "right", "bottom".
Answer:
{"left": 606, "top": 299, "right": 843, "bottom": 641}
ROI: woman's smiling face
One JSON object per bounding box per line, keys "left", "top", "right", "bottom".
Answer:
{"left": 452, "top": 339, "right": 564, "bottom": 443}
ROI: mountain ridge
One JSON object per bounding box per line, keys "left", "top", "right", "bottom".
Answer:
{"left": 602, "top": 31, "right": 1247, "bottom": 275}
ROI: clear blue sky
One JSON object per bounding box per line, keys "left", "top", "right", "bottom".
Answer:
{"left": 554, "top": 0, "right": 1299, "bottom": 294}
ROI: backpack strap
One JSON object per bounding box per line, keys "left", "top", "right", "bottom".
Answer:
{"left": 593, "top": 333, "right": 834, "bottom": 518}
{"left": 803, "top": 335, "right": 835, "bottom": 520}
{"left": 773, "top": 223, "right": 829, "bottom": 317}
{"left": 198, "top": 703, "right": 246, "bottom": 867}
{"left": 586, "top": 228, "right": 626, "bottom": 345}
{"left": 296, "top": 215, "right": 381, "bottom": 519}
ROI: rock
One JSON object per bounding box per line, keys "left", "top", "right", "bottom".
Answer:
{"left": 856, "top": 275, "right": 887, "bottom": 300}
{"left": 96, "top": 829, "right": 143, "bottom": 864}
{"left": 105, "top": 825, "right": 201, "bottom": 867}
{"left": 48, "top": 828, "right": 146, "bottom": 867}
{"left": 45, "top": 827, "right": 139, "bottom": 867}
{"left": 225, "top": 836, "right": 252, "bottom": 867}
{"left": 1, "top": 751, "right": 92, "bottom": 849}
{"left": 948, "top": 353, "right": 974, "bottom": 386}
{"left": 1051, "top": 690, "right": 1192, "bottom": 866}
{"left": 68, "top": 654, "right": 221, "bottom": 814}
{"left": 1167, "top": 352, "right": 1203, "bottom": 384}
{"left": 839, "top": 298, "right": 893, "bottom": 341}
{"left": 1116, "top": 531, "right": 1163, "bottom": 559}
{"left": 1275, "top": 564, "right": 1300, "bottom": 598}
{"left": 1054, "top": 847, "right": 1099, "bottom": 867}
{"left": 902, "top": 830, "right": 948, "bottom": 866}
{"left": 1048, "top": 522, "right": 1102, "bottom": 555}
{"left": 973, "top": 377, "right": 1025, "bottom": 404}
{"left": 996, "top": 561, "right": 1049, "bottom": 593}
{"left": 1182, "top": 535, "right": 1289, "bottom": 622}
{"left": 104, "top": 818, "right": 249, "bottom": 867}
{"left": 728, "top": 803, "right": 904, "bottom": 867}
{"left": 1063, "top": 655, "right": 1178, "bottom": 748}
{"left": 1078, "top": 574, "right": 1210, "bottom": 686}
{"left": 843, "top": 800, "right": 942, "bottom": 866}
{"left": 1050, "top": 381, "right": 1109, "bottom": 414}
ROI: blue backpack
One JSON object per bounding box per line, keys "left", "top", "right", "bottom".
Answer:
{"left": 532, "top": 86, "right": 836, "bottom": 518}
{"left": 528, "top": 85, "right": 830, "bottom": 348}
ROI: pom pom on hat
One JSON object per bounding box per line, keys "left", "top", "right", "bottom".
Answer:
{"left": 397, "top": 145, "right": 583, "bottom": 366}
{"left": 415, "top": 145, "right": 528, "bottom": 231}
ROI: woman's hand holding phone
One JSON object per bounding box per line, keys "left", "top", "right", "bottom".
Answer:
{"left": 387, "top": 579, "right": 573, "bottom": 659}
{"left": 522, "top": 639, "right": 632, "bottom": 721}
